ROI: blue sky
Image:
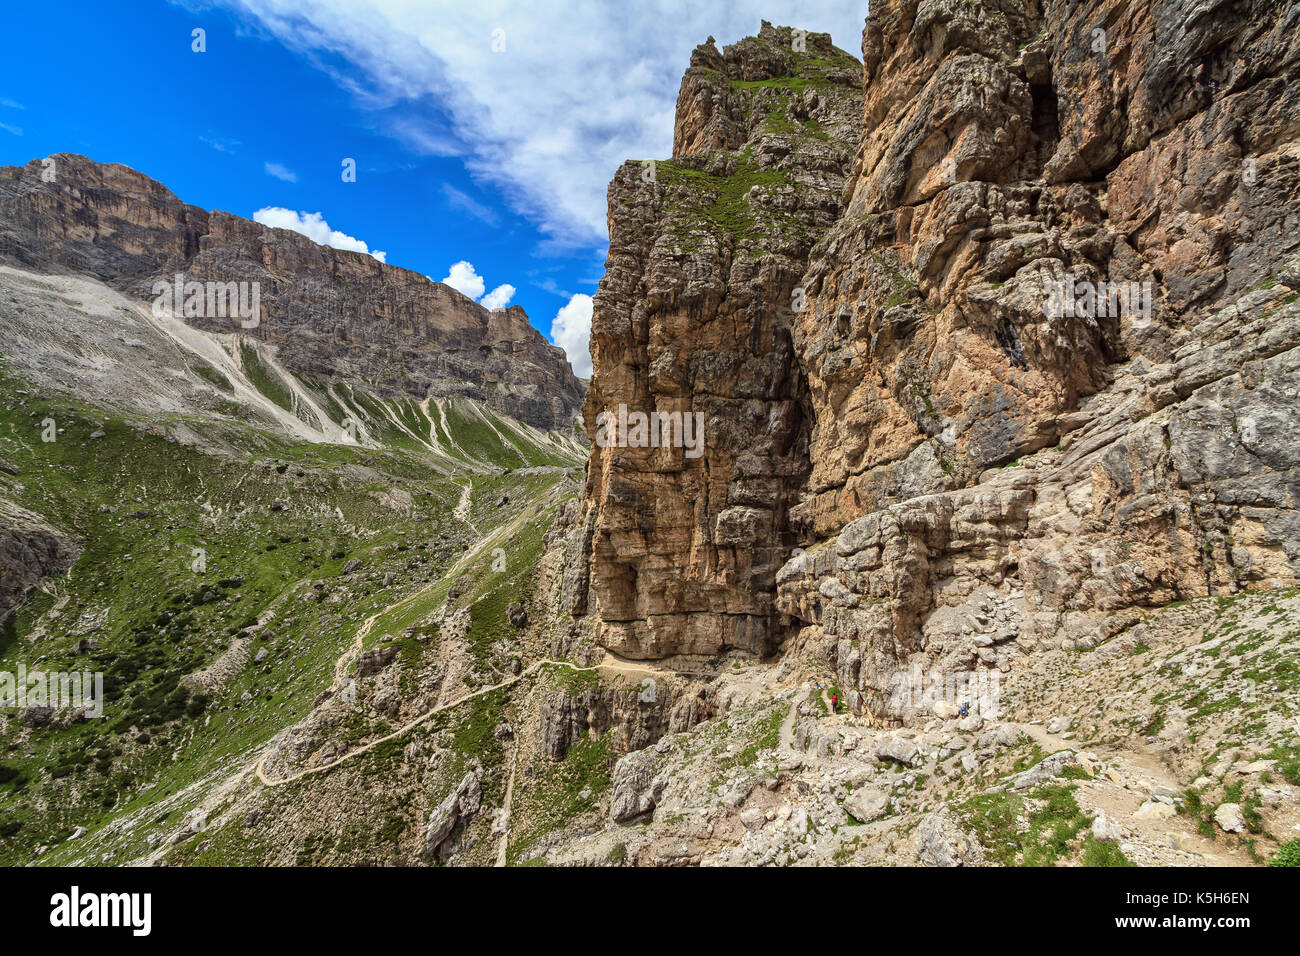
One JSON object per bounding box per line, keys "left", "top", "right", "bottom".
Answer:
{"left": 0, "top": 0, "right": 867, "bottom": 377}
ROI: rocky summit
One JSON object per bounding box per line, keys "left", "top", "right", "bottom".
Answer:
{"left": 1, "top": 0, "right": 1299, "bottom": 871}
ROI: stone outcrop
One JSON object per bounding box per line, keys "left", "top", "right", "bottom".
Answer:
{"left": 576, "top": 2, "right": 1300, "bottom": 720}
{"left": 777, "top": 0, "right": 1300, "bottom": 719}
{"left": 0, "top": 499, "right": 80, "bottom": 621}
{"left": 609, "top": 749, "right": 669, "bottom": 823}
{"left": 577, "top": 23, "right": 864, "bottom": 658}
{"left": 535, "top": 677, "right": 716, "bottom": 761}
{"left": 0, "top": 154, "right": 583, "bottom": 429}
{"left": 915, "top": 807, "right": 984, "bottom": 867}
{"left": 422, "top": 770, "right": 482, "bottom": 862}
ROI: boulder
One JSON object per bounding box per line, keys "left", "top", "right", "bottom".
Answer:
{"left": 1010, "top": 750, "right": 1077, "bottom": 791}
{"left": 1213, "top": 802, "right": 1246, "bottom": 834}
{"left": 423, "top": 771, "right": 482, "bottom": 860}
{"left": 609, "top": 750, "right": 666, "bottom": 823}
{"left": 843, "top": 787, "right": 889, "bottom": 823}
{"left": 874, "top": 735, "right": 920, "bottom": 766}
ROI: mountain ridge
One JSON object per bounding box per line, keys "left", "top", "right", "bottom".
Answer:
{"left": 0, "top": 152, "right": 584, "bottom": 430}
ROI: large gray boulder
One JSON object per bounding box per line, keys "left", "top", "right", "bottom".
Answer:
{"left": 423, "top": 771, "right": 482, "bottom": 861}
{"left": 843, "top": 787, "right": 890, "bottom": 823}
{"left": 609, "top": 750, "right": 667, "bottom": 823}
{"left": 1010, "top": 749, "right": 1078, "bottom": 791}
{"left": 916, "top": 808, "right": 984, "bottom": 867}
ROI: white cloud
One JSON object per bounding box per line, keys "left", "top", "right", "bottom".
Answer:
{"left": 441, "top": 260, "right": 486, "bottom": 300}
{"left": 442, "top": 183, "right": 498, "bottom": 226}
{"left": 264, "top": 161, "right": 298, "bottom": 182}
{"left": 551, "top": 293, "right": 593, "bottom": 378}
{"left": 0, "top": 122, "right": 22, "bottom": 137}
{"left": 480, "top": 283, "right": 516, "bottom": 310}
{"left": 200, "top": 134, "right": 241, "bottom": 154}
{"left": 252, "top": 206, "right": 387, "bottom": 261}
{"left": 218, "top": 1, "right": 866, "bottom": 248}
{"left": 439, "top": 262, "right": 515, "bottom": 310}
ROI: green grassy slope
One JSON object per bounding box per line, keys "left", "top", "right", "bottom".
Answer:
{"left": 0, "top": 365, "right": 583, "bottom": 865}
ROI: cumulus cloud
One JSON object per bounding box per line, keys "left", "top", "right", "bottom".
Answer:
{"left": 264, "top": 161, "right": 298, "bottom": 182}
{"left": 252, "top": 206, "right": 387, "bottom": 261}
{"left": 219, "top": 0, "right": 865, "bottom": 248}
{"left": 551, "top": 293, "right": 593, "bottom": 379}
{"left": 440, "top": 261, "right": 516, "bottom": 310}
{"left": 480, "top": 283, "right": 516, "bottom": 310}
{"left": 440, "top": 260, "right": 486, "bottom": 299}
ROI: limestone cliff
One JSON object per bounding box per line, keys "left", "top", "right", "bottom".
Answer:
{"left": 576, "top": 1, "right": 1300, "bottom": 718}
{"left": 0, "top": 154, "right": 583, "bottom": 430}
{"left": 577, "top": 23, "right": 863, "bottom": 658}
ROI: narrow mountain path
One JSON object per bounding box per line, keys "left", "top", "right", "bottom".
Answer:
{"left": 453, "top": 479, "right": 476, "bottom": 534}
{"left": 1009, "top": 719, "right": 1183, "bottom": 792}
{"left": 249, "top": 482, "right": 708, "bottom": 789}
{"left": 779, "top": 687, "right": 810, "bottom": 753}
{"left": 494, "top": 685, "right": 532, "bottom": 868}
{"left": 258, "top": 657, "right": 601, "bottom": 786}
{"left": 254, "top": 637, "right": 706, "bottom": 787}
{"left": 1002, "top": 718, "right": 1248, "bottom": 866}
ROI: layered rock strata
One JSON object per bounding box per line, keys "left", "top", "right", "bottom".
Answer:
{"left": 577, "top": 23, "right": 864, "bottom": 658}
{"left": 0, "top": 154, "right": 583, "bottom": 429}
{"left": 578, "top": 2, "right": 1300, "bottom": 719}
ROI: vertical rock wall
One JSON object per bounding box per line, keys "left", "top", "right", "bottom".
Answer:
{"left": 577, "top": 2, "right": 1300, "bottom": 720}
{"left": 578, "top": 24, "right": 863, "bottom": 658}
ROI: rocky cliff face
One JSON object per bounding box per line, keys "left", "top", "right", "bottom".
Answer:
{"left": 0, "top": 154, "right": 583, "bottom": 429}
{"left": 0, "top": 499, "right": 80, "bottom": 623}
{"left": 577, "top": 2, "right": 1300, "bottom": 717}
{"left": 577, "top": 23, "right": 863, "bottom": 658}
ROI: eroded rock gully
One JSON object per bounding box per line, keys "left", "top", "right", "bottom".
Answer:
{"left": 571, "top": 1, "right": 1300, "bottom": 720}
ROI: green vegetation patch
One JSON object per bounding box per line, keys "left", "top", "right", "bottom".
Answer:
{"left": 956, "top": 783, "right": 1090, "bottom": 866}
{"left": 239, "top": 342, "right": 294, "bottom": 412}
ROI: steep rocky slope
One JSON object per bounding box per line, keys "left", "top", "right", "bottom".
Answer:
{"left": 0, "top": 154, "right": 583, "bottom": 430}
{"left": 576, "top": 0, "right": 1300, "bottom": 712}
{"left": 0, "top": 499, "right": 79, "bottom": 622}
{"left": 538, "top": 1, "right": 1300, "bottom": 866}
{"left": 5, "top": 0, "right": 1300, "bottom": 869}
{"left": 779, "top": 0, "right": 1300, "bottom": 721}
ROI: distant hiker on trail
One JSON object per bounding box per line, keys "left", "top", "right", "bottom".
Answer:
{"left": 959, "top": 701, "right": 970, "bottom": 718}
{"left": 831, "top": 693, "right": 838, "bottom": 712}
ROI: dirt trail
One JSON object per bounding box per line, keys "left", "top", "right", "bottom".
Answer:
{"left": 495, "top": 738, "right": 519, "bottom": 867}
{"left": 779, "top": 688, "right": 810, "bottom": 753}
{"left": 251, "top": 478, "right": 711, "bottom": 797}
{"left": 1012, "top": 720, "right": 1183, "bottom": 792}
{"left": 1005, "top": 720, "right": 1249, "bottom": 865}
{"left": 453, "top": 480, "right": 476, "bottom": 534}
{"left": 259, "top": 658, "right": 592, "bottom": 786}
{"left": 255, "top": 648, "right": 704, "bottom": 787}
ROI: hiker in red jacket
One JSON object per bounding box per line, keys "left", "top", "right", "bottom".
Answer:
{"left": 831, "top": 693, "right": 838, "bottom": 713}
